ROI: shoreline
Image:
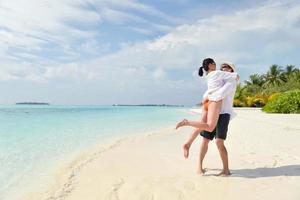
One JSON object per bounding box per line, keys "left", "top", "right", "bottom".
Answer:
{"left": 22, "top": 126, "right": 177, "bottom": 200}
{"left": 1, "top": 105, "right": 190, "bottom": 200}
{"left": 22, "top": 109, "right": 300, "bottom": 200}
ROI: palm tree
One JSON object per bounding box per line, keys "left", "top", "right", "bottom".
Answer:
{"left": 263, "top": 64, "right": 285, "bottom": 86}
{"left": 288, "top": 70, "right": 300, "bottom": 83}
{"left": 245, "top": 74, "right": 265, "bottom": 87}
{"left": 283, "top": 65, "right": 299, "bottom": 80}
{"left": 285, "top": 65, "right": 298, "bottom": 74}
{"left": 234, "top": 83, "right": 246, "bottom": 100}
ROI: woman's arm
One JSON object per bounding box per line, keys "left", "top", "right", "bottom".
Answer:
{"left": 218, "top": 71, "right": 238, "bottom": 80}
{"left": 207, "top": 71, "right": 239, "bottom": 101}
{"left": 208, "top": 79, "right": 237, "bottom": 101}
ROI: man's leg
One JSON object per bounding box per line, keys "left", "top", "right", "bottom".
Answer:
{"left": 197, "top": 137, "right": 210, "bottom": 174}
{"left": 215, "top": 138, "right": 230, "bottom": 176}
{"left": 215, "top": 113, "right": 231, "bottom": 176}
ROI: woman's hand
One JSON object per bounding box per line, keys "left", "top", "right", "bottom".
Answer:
{"left": 202, "top": 97, "right": 208, "bottom": 104}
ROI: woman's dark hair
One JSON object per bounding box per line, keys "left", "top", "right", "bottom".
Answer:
{"left": 198, "top": 58, "right": 215, "bottom": 77}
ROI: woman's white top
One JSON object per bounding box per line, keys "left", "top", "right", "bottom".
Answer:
{"left": 202, "top": 70, "right": 238, "bottom": 119}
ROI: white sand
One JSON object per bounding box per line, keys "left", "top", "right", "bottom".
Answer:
{"left": 24, "top": 109, "right": 300, "bottom": 200}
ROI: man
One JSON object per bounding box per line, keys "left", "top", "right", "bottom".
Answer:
{"left": 183, "top": 62, "right": 237, "bottom": 176}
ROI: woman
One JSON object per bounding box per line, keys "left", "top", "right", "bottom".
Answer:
{"left": 175, "top": 58, "right": 238, "bottom": 133}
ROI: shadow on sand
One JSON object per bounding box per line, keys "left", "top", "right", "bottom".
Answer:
{"left": 230, "top": 165, "right": 300, "bottom": 178}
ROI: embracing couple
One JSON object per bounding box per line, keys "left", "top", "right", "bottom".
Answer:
{"left": 176, "top": 58, "right": 238, "bottom": 176}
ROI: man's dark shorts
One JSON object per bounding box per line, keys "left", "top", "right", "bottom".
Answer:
{"left": 200, "top": 113, "right": 230, "bottom": 140}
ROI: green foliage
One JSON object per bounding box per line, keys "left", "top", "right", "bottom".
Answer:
{"left": 245, "top": 94, "right": 268, "bottom": 107}
{"left": 245, "top": 74, "right": 265, "bottom": 87}
{"left": 233, "top": 99, "right": 245, "bottom": 107}
{"left": 263, "top": 90, "right": 300, "bottom": 113}
{"left": 268, "top": 93, "right": 281, "bottom": 102}
{"left": 234, "top": 84, "right": 246, "bottom": 100}
{"left": 263, "top": 64, "right": 285, "bottom": 87}
{"left": 234, "top": 64, "right": 300, "bottom": 112}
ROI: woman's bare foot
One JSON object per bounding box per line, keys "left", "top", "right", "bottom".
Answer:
{"left": 175, "top": 119, "right": 188, "bottom": 129}
{"left": 196, "top": 168, "right": 207, "bottom": 175}
{"left": 183, "top": 143, "right": 190, "bottom": 158}
{"left": 217, "top": 170, "right": 231, "bottom": 176}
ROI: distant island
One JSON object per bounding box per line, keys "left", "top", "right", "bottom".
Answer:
{"left": 16, "top": 102, "right": 50, "bottom": 105}
{"left": 112, "top": 104, "right": 184, "bottom": 107}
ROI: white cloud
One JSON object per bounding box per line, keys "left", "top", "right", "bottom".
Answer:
{"left": 0, "top": 0, "right": 180, "bottom": 69}
{"left": 153, "top": 68, "right": 166, "bottom": 80}
{"left": 98, "top": 0, "right": 185, "bottom": 24}
{"left": 2, "top": 0, "right": 300, "bottom": 80}
{"left": 0, "top": 0, "right": 300, "bottom": 104}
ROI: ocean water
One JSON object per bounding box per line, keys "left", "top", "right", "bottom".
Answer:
{"left": 0, "top": 105, "right": 192, "bottom": 200}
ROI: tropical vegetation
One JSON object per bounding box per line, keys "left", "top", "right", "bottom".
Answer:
{"left": 234, "top": 64, "right": 300, "bottom": 113}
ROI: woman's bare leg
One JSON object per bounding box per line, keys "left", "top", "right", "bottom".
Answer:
{"left": 183, "top": 108, "right": 207, "bottom": 158}
{"left": 183, "top": 129, "right": 199, "bottom": 158}
{"left": 176, "top": 100, "right": 222, "bottom": 132}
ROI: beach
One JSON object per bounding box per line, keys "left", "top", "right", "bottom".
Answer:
{"left": 0, "top": 105, "right": 187, "bottom": 200}
{"left": 23, "top": 108, "right": 300, "bottom": 200}
{"left": 2, "top": 1, "right": 300, "bottom": 200}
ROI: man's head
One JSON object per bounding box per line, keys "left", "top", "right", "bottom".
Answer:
{"left": 220, "top": 62, "right": 235, "bottom": 73}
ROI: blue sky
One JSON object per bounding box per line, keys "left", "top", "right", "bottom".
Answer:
{"left": 0, "top": 0, "right": 299, "bottom": 105}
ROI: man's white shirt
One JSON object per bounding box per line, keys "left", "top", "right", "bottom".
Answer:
{"left": 202, "top": 70, "right": 238, "bottom": 119}
{"left": 208, "top": 79, "right": 237, "bottom": 119}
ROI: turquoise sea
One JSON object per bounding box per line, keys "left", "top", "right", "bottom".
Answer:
{"left": 0, "top": 105, "right": 192, "bottom": 200}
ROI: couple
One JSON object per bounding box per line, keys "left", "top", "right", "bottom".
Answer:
{"left": 176, "top": 58, "right": 238, "bottom": 176}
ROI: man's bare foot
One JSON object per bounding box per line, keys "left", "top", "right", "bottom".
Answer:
{"left": 196, "top": 168, "right": 207, "bottom": 175}
{"left": 183, "top": 143, "right": 190, "bottom": 158}
{"left": 217, "top": 170, "right": 231, "bottom": 176}
{"left": 175, "top": 119, "right": 188, "bottom": 129}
